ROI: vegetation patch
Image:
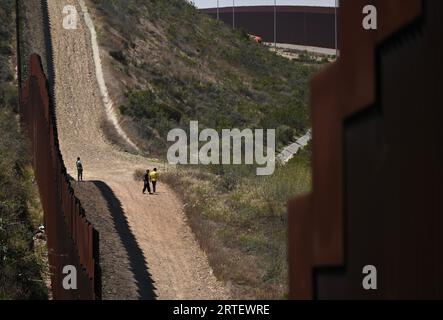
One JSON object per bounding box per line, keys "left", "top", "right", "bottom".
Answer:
{"left": 0, "top": 0, "right": 48, "bottom": 300}
{"left": 90, "top": 0, "right": 326, "bottom": 299}
{"left": 162, "top": 147, "right": 312, "bottom": 299}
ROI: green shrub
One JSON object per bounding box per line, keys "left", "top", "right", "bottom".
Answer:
{"left": 109, "top": 50, "right": 128, "bottom": 65}
{"left": 0, "top": 108, "right": 48, "bottom": 300}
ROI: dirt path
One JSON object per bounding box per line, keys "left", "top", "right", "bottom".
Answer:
{"left": 47, "top": 0, "right": 229, "bottom": 300}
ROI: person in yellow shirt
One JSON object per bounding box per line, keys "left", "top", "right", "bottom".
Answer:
{"left": 142, "top": 169, "right": 152, "bottom": 195}
{"left": 149, "top": 168, "right": 158, "bottom": 194}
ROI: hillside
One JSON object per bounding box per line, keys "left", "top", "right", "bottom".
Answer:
{"left": 89, "top": 0, "right": 319, "bottom": 155}
{"left": 84, "top": 0, "right": 326, "bottom": 299}
{"left": 0, "top": 0, "right": 48, "bottom": 299}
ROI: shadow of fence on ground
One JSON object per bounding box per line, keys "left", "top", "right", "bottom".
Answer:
{"left": 92, "top": 181, "right": 157, "bottom": 300}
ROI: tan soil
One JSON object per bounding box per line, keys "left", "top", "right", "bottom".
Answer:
{"left": 47, "top": 0, "right": 229, "bottom": 300}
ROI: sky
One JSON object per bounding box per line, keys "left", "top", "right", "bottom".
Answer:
{"left": 189, "top": 0, "right": 337, "bottom": 9}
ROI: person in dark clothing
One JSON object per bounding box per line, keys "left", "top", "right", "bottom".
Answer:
{"left": 142, "top": 170, "right": 152, "bottom": 194}
{"left": 76, "top": 157, "right": 83, "bottom": 181}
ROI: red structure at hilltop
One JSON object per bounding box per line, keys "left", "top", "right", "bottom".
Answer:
{"left": 201, "top": 5, "right": 337, "bottom": 49}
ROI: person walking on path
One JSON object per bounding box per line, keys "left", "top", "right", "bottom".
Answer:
{"left": 150, "top": 168, "right": 158, "bottom": 194}
{"left": 143, "top": 169, "right": 153, "bottom": 195}
{"left": 76, "top": 157, "right": 83, "bottom": 181}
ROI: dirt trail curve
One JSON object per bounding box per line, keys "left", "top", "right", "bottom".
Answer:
{"left": 46, "top": 0, "right": 229, "bottom": 299}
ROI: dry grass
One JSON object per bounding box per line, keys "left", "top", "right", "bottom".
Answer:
{"left": 163, "top": 149, "right": 311, "bottom": 299}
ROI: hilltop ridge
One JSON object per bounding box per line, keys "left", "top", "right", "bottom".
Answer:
{"left": 89, "top": 0, "right": 319, "bottom": 155}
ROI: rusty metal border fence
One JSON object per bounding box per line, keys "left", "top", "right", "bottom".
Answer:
{"left": 203, "top": 6, "right": 337, "bottom": 49}
{"left": 19, "top": 54, "right": 100, "bottom": 300}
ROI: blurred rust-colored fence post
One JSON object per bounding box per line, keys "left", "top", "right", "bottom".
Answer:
{"left": 288, "top": 0, "right": 443, "bottom": 299}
